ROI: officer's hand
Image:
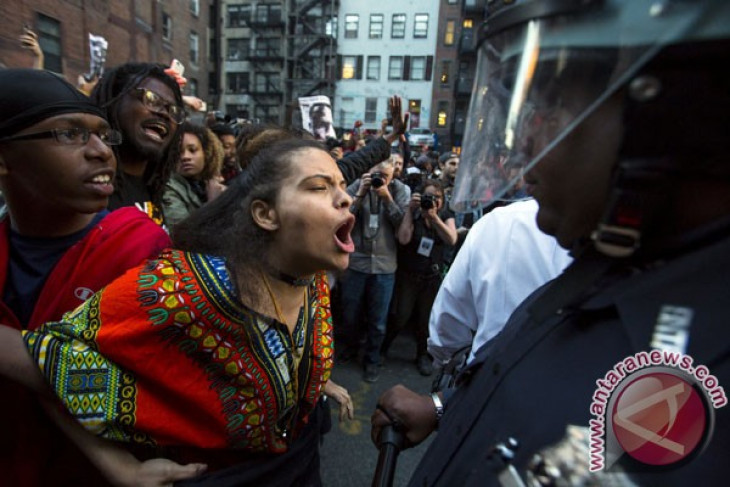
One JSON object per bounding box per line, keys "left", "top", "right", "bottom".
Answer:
{"left": 371, "top": 384, "right": 438, "bottom": 449}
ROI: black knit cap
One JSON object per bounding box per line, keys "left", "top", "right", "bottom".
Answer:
{"left": 0, "top": 69, "right": 106, "bottom": 138}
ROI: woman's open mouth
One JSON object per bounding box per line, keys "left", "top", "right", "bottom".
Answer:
{"left": 334, "top": 215, "right": 355, "bottom": 253}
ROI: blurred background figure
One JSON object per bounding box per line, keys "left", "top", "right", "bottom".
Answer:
{"left": 162, "top": 122, "right": 226, "bottom": 227}
{"left": 337, "top": 159, "right": 410, "bottom": 383}
{"left": 384, "top": 180, "right": 457, "bottom": 376}
{"left": 18, "top": 25, "right": 43, "bottom": 70}
{"left": 209, "top": 123, "right": 241, "bottom": 185}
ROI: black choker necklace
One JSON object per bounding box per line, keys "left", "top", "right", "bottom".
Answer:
{"left": 271, "top": 268, "right": 314, "bottom": 287}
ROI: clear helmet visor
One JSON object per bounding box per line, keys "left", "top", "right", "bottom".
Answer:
{"left": 451, "top": 0, "right": 727, "bottom": 212}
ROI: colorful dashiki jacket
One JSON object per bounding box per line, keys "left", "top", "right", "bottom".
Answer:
{"left": 23, "top": 249, "right": 334, "bottom": 453}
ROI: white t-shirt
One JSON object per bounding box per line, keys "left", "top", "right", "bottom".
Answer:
{"left": 428, "top": 198, "right": 572, "bottom": 365}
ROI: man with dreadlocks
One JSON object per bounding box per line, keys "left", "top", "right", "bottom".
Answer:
{"left": 91, "top": 62, "right": 186, "bottom": 225}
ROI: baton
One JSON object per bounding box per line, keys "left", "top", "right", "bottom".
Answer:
{"left": 372, "top": 424, "right": 406, "bottom": 487}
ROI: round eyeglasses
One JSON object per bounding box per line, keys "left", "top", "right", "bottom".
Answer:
{"left": 0, "top": 127, "right": 123, "bottom": 146}
{"left": 132, "top": 88, "right": 186, "bottom": 124}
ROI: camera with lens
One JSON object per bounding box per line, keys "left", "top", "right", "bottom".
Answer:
{"left": 421, "top": 194, "right": 437, "bottom": 210}
{"left": 325, "top": 137, "right": 343, "bottom": 150}
{"left": 370, "top": 172, "right": 386, "bottom": 189}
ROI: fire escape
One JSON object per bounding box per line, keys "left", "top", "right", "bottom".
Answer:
{"left": 244, "top": 2, "right": 286, "bottom": 123}
{"left": 286, "top": 0, "right": 339, "bottom": 121}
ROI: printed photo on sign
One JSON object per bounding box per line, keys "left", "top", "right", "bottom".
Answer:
{"left": 299, "top": 95, "right": 336, "bottom": 141}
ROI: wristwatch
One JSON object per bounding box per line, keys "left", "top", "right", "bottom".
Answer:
{"left": 431, "top": 392, "right": 445, "bottom": 425}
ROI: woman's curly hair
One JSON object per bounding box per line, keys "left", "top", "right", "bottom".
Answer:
{"left": 171, "top": 136, "right": 328, "bottom": 301}
{"left": 180, "top": 121, "right": 224, "bottom": 181}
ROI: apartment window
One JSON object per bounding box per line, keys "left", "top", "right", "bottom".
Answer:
{"left": 448, "top": 0, "right": 458, "bottom": 4}
{"left": 209, "top": 34, "right": 217, "bottom": 60}
{"left": 437, "top": 101, "right": 449, "bottom": 127}
{"left": 254, "top": 73, "right": 280, "bottom": 93}
{"left": 463, "top": 19, "right": 473, "bottom": 29}
{"left": 189, "top": 32, "right": 199, "bottom": 64}
{"left": 228, "top": 4, "right": 251, "bottom": 27}
{"left": 162, "top": 13, "right": 173, "bottom": 40}
{"left": 209, "top": 3, "right": 216, "bottom": 28}
{"left": 369, "top": 14, "right": 383, "bottom": 39}
{"left": 189, "top": 0, "right": 200, "bottom": 16}
{"left": 388, "top": 56, "right": 403, "bottom": 80}
{"left": 255, "top": 105, "right": 279, "bottom": 123}
{"left": 365, "top": 98, "right": 378, "bottom": 123}
{"left": 227, "top": 72, "right": 249, "bottom": 93}
{"left": 326, "top": 16, "right": 338, "bottom": 37}
{"left": 255, "top": 4, "right": 282, "bottom": 24}
{"left": 410, "top": 56, "right": 426, "bottom": 81}
{"left": 37, "top": 14, "right": 62, "bottom": 73}
{"left": 391, "top": 14, "right": 406, "bottom": 39}
{"left": 444, "top": 20, "right": 456, "bottom": 45}
{"left": 440, "top": 61, "right": 451, "bottom": 86}
{"left": 342, "top": 56, "right": 357, "bottom": 79}
{"left": 188, "top": 78, "right": 198, "bottom": 97}
{"left": 254, "top": 37, "right": 279, "bottom": 57}
{"left": 414, "top": 14, "right": 429, "bottom": 38}
{"left": 208, "top": 72, "right": 217, "bottom": 95}
{"left": 227, "top": 38, "right": 249, "bottom": 60}
{"left": 366, "top": 56, "right": 380, "bottom": 80}
{"left": 345, "top": 14, "right": 359, "bottom": 39}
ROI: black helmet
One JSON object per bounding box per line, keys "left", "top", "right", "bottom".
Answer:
{"left": 452, "top": 0, "right": 730, "bottom": 219}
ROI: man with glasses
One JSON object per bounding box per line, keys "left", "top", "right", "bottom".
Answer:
{"left": 0, "top": 68, "right": 172, "bottom": 486}
{"left": 90, "top": 62, "right": 186, "bottom": 225}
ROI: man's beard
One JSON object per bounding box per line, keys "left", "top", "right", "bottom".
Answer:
{"left": 124, "top": 134, "right": 167, "bottom": 164}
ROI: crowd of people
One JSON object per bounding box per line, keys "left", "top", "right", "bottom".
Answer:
{"left": 1, "top": 1, "right": 728, "bottom": 485}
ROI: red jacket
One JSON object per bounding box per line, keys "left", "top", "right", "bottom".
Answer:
{"left": 0, "top": 207, "right": 171, "bottom": 487}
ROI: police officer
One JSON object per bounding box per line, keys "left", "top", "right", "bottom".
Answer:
{"left": 371, "top": 0, "right": 730, "bottom": 485}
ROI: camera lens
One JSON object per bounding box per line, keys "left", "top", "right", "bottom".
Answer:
{"left": 371, "top": 173, "right": 385, "bottom": 188}
{"left": 421, "top": 195, "right": 435, "bottom": 210}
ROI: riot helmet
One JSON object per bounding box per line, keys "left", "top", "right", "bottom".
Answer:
{"left": 452, "top": 0, "right": 730, "bottom": 238}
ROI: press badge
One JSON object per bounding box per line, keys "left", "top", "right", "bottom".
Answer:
{"left": 417, "top": 237, "right": 435, "bottom": 257}
{"left": 369, "top": 214, "right": 379, "bottom": 229}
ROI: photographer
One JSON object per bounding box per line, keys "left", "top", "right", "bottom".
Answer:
{"left": 382, "top": 180, "right": 457, "bottom": 376}
{"left": 337, "top": 159, "right": 410, "bottom": 383}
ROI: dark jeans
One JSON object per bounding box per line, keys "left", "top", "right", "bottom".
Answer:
{"left": 338, "top": 269, "right": 396, "bottom": 365}
{"left": 384, "top": 269, "right": 442, "bottom": 358}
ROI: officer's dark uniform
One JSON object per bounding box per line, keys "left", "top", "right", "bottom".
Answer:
{"left": 409, "top": 236, "right": 730, "bottom": 486}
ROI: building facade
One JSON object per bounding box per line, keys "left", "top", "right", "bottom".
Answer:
{"left": 430, "top": 0, "right": 463, "bottom": 150}
{"left": 216, "top": 0, "right": 337, "bottom": 125}
{"left": 333, "top": 0, "right": 439, "bottom": 134}
{"left": 451, "top": 0, "right": 486, "bottom": 150}
{"left": 0, "top": 0, "right": 213, "bottom": 100}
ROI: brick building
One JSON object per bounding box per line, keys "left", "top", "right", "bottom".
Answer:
{"left": 0, "top": 0, "right": 213, "bottom": 100}
{"left": 430, "top": 0, "right": 462, "bottom": 151}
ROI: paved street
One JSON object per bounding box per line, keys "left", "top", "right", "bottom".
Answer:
{"left": 320, "top": 332, "right": 436, "bottom": 486}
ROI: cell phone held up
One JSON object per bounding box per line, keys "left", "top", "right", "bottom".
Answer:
{"left": 169, "top": 59, "right": 185, "bottom": 78}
